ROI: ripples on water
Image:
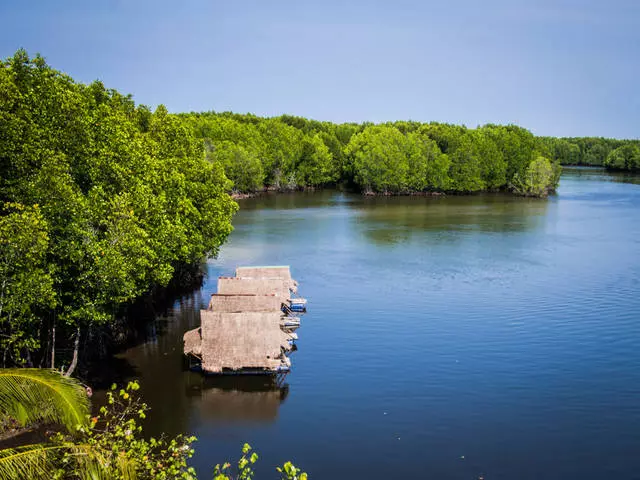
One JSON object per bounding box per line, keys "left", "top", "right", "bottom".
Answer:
{"left": 113, "top": 168, "right": 640, "bottom": 480}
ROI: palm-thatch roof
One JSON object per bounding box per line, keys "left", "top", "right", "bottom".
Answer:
{"left": 183, "top": 327, "right": 202, "bottom": 358}
{"left": 236, "top": 265, "right": 293, "bottom": 279}
{"left": 217, "top": 277, "right": 291, "bottom": 297}
{"left": 235, "top": 266, "right": 298, "bottom": 293}
{"left": 183, "top": 265, "right": 303, "bottom": 374}
{"left": 208, "top": 294, "right": 282, "bottom": 312}
{"left": 200, "top": 311, "right": 291, "bottom": 373}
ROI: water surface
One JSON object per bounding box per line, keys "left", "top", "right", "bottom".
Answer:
{"left": 113, "top": 168, "right": 640, "bottom": 479}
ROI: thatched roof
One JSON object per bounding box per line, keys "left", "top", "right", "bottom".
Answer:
{"left": 208, "top": 294, "right": 282, "bottom": 312}
{"left": 235, "top": 266, "right": 292, "bottom": 280}
{"left": 184, "top": 265, "right": 303, "bottom": 374}
{"left": 235, "top": 266, "right": 298, "bottom": 293}
{"left": 183, "top": 327, "right": 202, "bottom": 357}
{"left": 200, "top": 311, "right": 290, "bottom": 373}
{"left": 217, "top": 277, "right": 291, "bottom": 297}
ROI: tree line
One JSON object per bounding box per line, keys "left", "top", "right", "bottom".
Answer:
{"left": 181, "top": 113, "right": 563, "bottom": 196}
{"left": 540, "top": 137, "right": 640, "bottom": 171}
{"left": 0, "top": 51, "right": 237, "bottom": 372}
{"left": 5, "top": 49, "right": 637, "bottom": 372}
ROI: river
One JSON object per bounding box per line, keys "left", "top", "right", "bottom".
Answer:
{"left": 109, "top": 167, "right": 640, "bottom": 479}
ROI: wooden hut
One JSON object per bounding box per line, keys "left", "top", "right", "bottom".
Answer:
{"left": 183, "top": 265, "right": 305, "bottom": 375}
{"left": 199, "top": 311, "right": 290, "bottom": 373}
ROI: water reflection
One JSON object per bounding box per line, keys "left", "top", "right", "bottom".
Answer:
{"left": 351, "top": 194, "right": 551, "bottom": 245}
{"left": 562, "top": 166, "right": 640, "bottom": 185}
{"left": 98, "top": 170, "right": 640, "bottom": 479}
{"left": 99, "top": 282, "right": 292, "bottom": 437}
{"left": 185, "top": 376, "right": 289, "bottom": 423}
{"left": 237, "top": 190, "right": 343, "bottom": 211}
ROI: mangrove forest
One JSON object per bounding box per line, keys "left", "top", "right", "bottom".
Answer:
{"left": 1, "top": 49, "right": 639, "bottom": 478}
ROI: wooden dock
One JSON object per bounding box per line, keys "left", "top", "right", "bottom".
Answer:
{"left": 183, "top": 266, "right": 306, "bottom": 375}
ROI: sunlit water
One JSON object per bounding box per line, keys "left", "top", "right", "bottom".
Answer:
{"left": 111, "top": 168, "right": 640, "bottom": 479}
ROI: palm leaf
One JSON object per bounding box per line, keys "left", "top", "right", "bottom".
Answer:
{"left": 0, "top": 443, "right": 68, "bottom": 480}
{"left": 0, "top": 443, "right": 138, "bottom": 480}
{"left": 0, "top": 369, "right": 89, "bottom": 432}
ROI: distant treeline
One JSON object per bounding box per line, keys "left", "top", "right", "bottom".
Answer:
{"left": 180, "top": 113, "right": 562, "bottom": 197}
{"left": 540, "top": 137, "right": 640, "bottom": 171}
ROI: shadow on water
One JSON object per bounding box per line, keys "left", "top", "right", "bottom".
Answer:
{"left": 185, "top": 376, "right": 290, "bottom": 424}
{"left": 93, "top": 281, "right": 292, "bottom": 437}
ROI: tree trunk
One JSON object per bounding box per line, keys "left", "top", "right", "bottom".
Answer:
{"left": 50, "top": 320, "right": 55, "bottom": 369}
{"left": 25, "top": 349, "right": 33, "bottom": 368}
{"left": 64, "top": 326, "right": 80, "bottom": 377}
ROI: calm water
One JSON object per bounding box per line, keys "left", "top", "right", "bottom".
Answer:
{"left": 113, "top": 168, "right": 640, "bottom": 479}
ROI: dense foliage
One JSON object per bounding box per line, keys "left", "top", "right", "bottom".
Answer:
{"left": 181, "top": 113, "right": 563, "bottom": 196}
{"left": 541, "top": 136, "right": 640, "bottom": 171}
{"left": 0, "top": 51, "right": 237, "bottom": 369}
{"left": 9, "top": 48, "right": 639, "bottom": 371}
{"left": 0, "top": 372, "right": 306, "bottom": 479}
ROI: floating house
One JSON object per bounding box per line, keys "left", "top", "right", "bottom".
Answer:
{"left": 183, "top": 266, "right": 306, "bottom": 376}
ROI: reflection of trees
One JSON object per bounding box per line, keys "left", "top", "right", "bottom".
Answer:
{"left": 186, "top": 376, "right": 289, "bottom": 423}
{"left": 236, "top": 190, "right": 339, "bottom": 212}
{"left": 562, "top": 166, "right": 640, "bottom": 185}
{"left": 352, "top": 194, "right": 550, "bottom": 246}
{"left": 609, "top": 173, "right": 640, "bottom": 185}
{"left": 92, "top": 290, "right": 208, "bottom": 439}
{"left": 94, "top": 285, "right": 290, "bottom": 438}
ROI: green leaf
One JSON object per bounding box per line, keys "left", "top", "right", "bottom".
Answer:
{"left": 0, "top": 368, "right": 89, "bottom": 432}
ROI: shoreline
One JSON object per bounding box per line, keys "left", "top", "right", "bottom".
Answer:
{"left": 229, "top": 188, "right": 559, "bottom": 200}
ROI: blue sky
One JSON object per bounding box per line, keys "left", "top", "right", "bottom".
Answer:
{"left": 1, "top": 0, "right": 638, "bottom": 138}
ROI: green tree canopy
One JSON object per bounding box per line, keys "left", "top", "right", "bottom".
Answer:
{"left": 604, "top": 144, "right": 640, "bottom": 171}
{"left": 346, "top": 126, "right": 410, "bottom": 193}
{"left": 0, "top": 50, "right": 236, "bottom": 369}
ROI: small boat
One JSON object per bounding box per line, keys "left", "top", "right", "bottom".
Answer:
{"left": 282, "top": 317, "right": 301, "bottom": 328}
{"left": 288, "top": 302, "right": 306, "bottom": 313}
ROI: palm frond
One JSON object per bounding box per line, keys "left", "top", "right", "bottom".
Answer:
{"left": 0, "top": 443, "right": 67, "bottom": 480}
{"left": 0, "top": 442, "right": 138, "bottom": 480}
{"left": 0, "top": 369, "right": 89, "bottom": 432}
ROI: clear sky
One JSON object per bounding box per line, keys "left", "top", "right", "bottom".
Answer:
{"left": 1, "top": 0, "right": 638, "bottom": 138}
